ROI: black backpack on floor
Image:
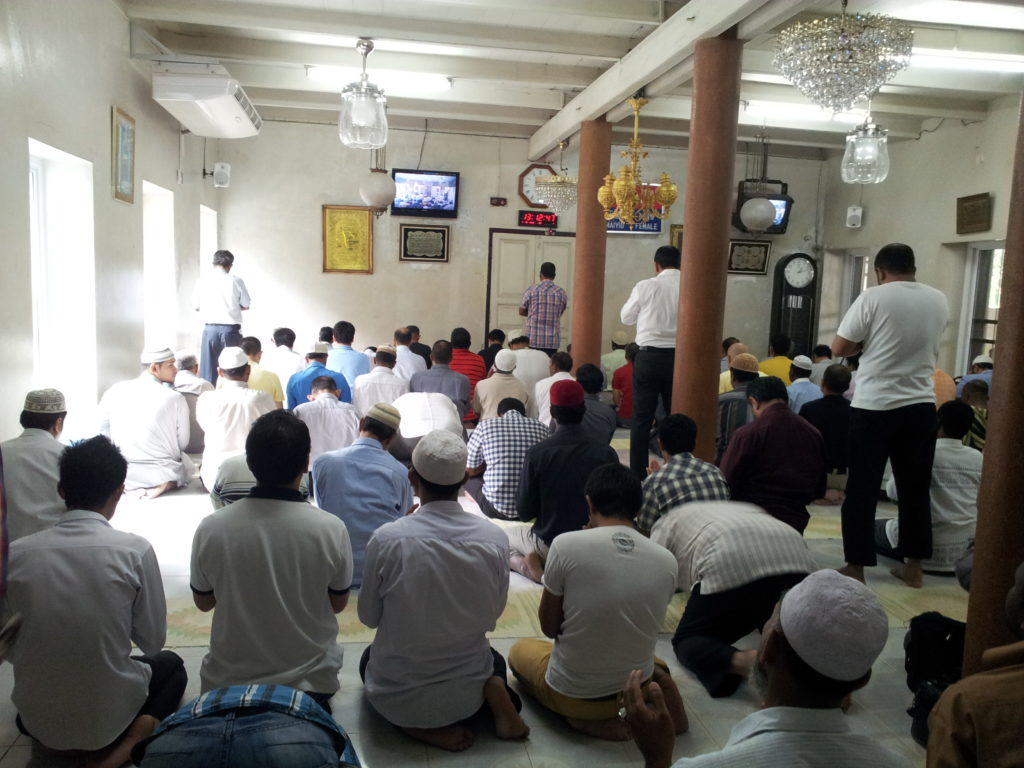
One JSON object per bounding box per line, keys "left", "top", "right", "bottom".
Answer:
{"left": 903, "top": 611, "right": 966, "bottom": 747}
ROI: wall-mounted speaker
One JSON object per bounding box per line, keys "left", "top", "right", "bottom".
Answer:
{"left": 846, "top": 204, "right": 863, "bottom": 229}
{"left": 213, "top": 162, "right": 231, "bottom": 188}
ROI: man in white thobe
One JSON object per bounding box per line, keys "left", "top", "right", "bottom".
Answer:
{"left": 294, "top": 375, "right": 361, "bottom": 468}
{"left": 98, "top": 348, "right": 193, "bottom": 498}
{"left": 0, "top": 389, "right": 66, "bottom": 541}
{"left": 353, "top": 345, "right": 410, "bottom": 416}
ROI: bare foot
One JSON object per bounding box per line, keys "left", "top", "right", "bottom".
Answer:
{"left": 566, "top": 716, "right": 631, "bottom": 741}
{"left": 509, "top": 553, "right": 544, "bottom": 584}
{"left": 652, "top": 666, "right": 688, "bottom": 734}
{"left": 401, "top": 724, "right": 475, "bottom": 752}
{"left": 140, "top": 481, "right": 176, "bottom": 500}
{"left": 891, "top": 562, "right": 923, "bottom": 588}
{"left": 729, "top": 649, "right": 757, "bottom": 679}
{"left": 83, "top": 714, "right": 158, "bottom": 768}
{"left": 483, "top": 676, "right": 529, "bottom": 740}
{"left": 837, "top": 564, "right": 866, "bottom": 584}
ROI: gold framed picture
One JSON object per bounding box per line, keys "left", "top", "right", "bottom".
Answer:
{"left": 670, "top": 224, "right": 684, "bottom": 253}
{"left": 399, "top": 224, "right": 450, "bottom": 263}
{"left": 323, "top": 205, "right": 373, "bottom": 273}
{"left": 111, "top": 107, "right": 135, "bottom": 204}
{"left": 728, "top": 239, "right": 772, "bottom": 275}
{"left": 956, "top": 193, "right": 992, "bottom": 235}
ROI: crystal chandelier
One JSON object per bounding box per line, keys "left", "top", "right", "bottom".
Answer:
{"left": 773, "top": 0, "right": 913, "bottom": 113}
{"left": 597, "top": 97, "right": 677, "bottom": 229}
{"left": 535, "top": 140, "right": 578, "bottom": 213}
{"left": 339, "top": 39, "right": 388, "bottom": 149}
{"left": 841, "top": 115, "right": 890, "bottom": 184}
{"left": 359, "top": 146, "right": 397, "bottom": 217}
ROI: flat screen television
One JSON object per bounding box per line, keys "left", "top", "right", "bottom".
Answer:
{"left": 390, "top": 168, "right": 460, "bottom": 218}
{"left": 732, "top": 180, "right": 794, "bottom": 235}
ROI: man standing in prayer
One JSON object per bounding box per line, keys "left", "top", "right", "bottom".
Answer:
{"left": 196, "top": 346, "right": 275, "bottom": 490}
{"left": 293, "top": 375, "right": 360, "bottom": 468}
{"left": 833, "top": 243, "right": 949, "bottom": 587}
{"left": 519, "top": 262, "right": 567, "bottom": 356}
{"left": 193, "top": 249, "right": 250, "bottom": 385}
{"left": 352, "top": 344, "right": 409, "bottom": 416}
{"left": 191, "top": 410, "right": 352, "bottom": 713}
{"left": 359, "top": 430, "right": 528, "bottom": 751}
{"left": 0, "top": 389, "right": 67, "bottom": 540}
{"left": 98, "top": 347, "right": 193, "bottom": 498}
{"left": 620, "top": 245, "right": 681, "bottom": 479}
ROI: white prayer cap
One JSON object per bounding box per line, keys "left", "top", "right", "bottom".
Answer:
{"left": 612, "top": 330, "right": 630, "bottom": 345}
{"left": 495, "top": 349, "right": 518, "bottom": 372}
{"left": 140, "top": 347, "right": 175, "bottom": 364}
{"left": 307, "top": 340, "right": 331, "bottom": 355}
{"left": 779, "top": 570, "right": 888, "bottom": 682}
{"left": 972, "top": 354, "right": 993, "bottom": 366}
{"left": 375, "top": 344, "right": 397, "bottom": 356}
{"left": 218, "top": 346, "right": 249, "bottom": 369}
{"left": 412, "top": 430, "right": 468, "bottom": 486}
{"left": 792, "top": 355, "right": 813, "bottom": 371}
{"left": 23, "top": 388, "right": 66, "bottom": 414}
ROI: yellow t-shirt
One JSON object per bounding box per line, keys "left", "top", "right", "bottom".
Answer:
{"left": 248, "top": 362, "right": 284, "bottom": 404}
{"left": 758, "top": 356, "right": 792, "bottom": 385}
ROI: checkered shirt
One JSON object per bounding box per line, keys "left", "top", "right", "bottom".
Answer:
{"left": 520, "top": 279, "right": 567, "bottom": 349}
{"left": 466, "top": 410, "right": 550, "bottom": 517}
{"left": 636, "top": 451, "right": 731, "bottom": 534}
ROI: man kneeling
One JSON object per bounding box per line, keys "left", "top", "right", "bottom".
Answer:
{"left": 4, "top": 436, "right": 186, "bottom": 768}
{"left": 509, "top": 463, "right": 686, "bottom": 740}
{"left": 358, "top": 430, "right": 529, "bottom": 751}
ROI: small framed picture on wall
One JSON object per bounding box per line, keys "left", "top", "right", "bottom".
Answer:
{"left": 727, "top": 239, "right": 772, "bottom": 275}
{"left": 670, "top": 224, "right": 684, "bottom": 253}
{"left": 111, "top": 107, "right": 135, "bottom": 204}
{"left": 399, "top": 224, "right": 450, "bottom": 263}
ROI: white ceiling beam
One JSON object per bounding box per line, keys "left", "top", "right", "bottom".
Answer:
{"left": 528, "top": 0, "right": 824, "bottom": 159}
{"left": 153, "top": 30, "right": 606, "bottom": 89}
{"left": 415, "top": 0, "right": 662, "bottom": 25}
{"left": 123, "top": 0, "right": 628, "bottom": 62}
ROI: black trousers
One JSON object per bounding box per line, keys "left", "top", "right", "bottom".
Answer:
{"left": 630, "top": 347, "right": 674, "bottom": 478}
{"left": 841, "top": 403, "right": 936, "bottom": 566}
{"left": 464, "top": 476, "right": 514, "bottom": 520}
{"left": 200, "top": 324, "right": 242, "bottom": 385}
{"left": 672, "top": 574, "right": 806, "bottom": 698}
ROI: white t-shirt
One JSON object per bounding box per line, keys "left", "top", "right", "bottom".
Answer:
{"left": 836, "top": 280, "right": 948, "bottom": 410}
{"left": 620, "top": 268, "right": 680, "bottom": 348}
{"left": 542, "top": 525, "right": 677, "bottom": 699}
{"left": 191, "top": 494, "right": 353, "bottom": 693}
{"left": 193, "top": 267, "right": 251, "bottom": 325}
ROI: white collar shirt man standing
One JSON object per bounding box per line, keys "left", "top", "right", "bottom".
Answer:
{"left": 193, "top": 249, "right": 250, "bottom": 385}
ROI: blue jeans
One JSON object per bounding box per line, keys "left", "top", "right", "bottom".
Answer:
{"left": 137, "top": 710, "right": 360, "bottom": 767}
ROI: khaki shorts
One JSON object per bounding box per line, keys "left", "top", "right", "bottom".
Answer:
{"left": 508, "top": 637, "right": 667, "bottom": 721}
{"left": 506, "top": 526, "right": 550, "bottom": 561}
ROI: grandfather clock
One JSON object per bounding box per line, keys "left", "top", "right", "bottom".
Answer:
{"left": 769, "top": 252, "right": 819, "bottom": 357}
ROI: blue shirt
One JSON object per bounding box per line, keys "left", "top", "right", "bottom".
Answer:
{"left": 286, "top": 362, "right": 351, "bottom": 409}
{"left": 312, "top": 437, "right": 413, "bottom": 587}
{"left": 956, "top": 368, "right": 993, "bottom": 398}
{"left": 787, "top": 378, "right": 823, "bottom": 414}
{"left": 326, "top": 345, "right": 371, "bottom": 390}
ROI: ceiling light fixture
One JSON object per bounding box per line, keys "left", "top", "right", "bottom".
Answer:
{"left": 308, "top": 66, "right": 452, "bottom": 96}
{"left": 773, "top": 0, "right": 914, "bottom": 113}
{"left": 597, "top": 96, "right": 677, "bottom": 230}
{"left": 535, "top": 139, "right": 578, "bottom": 213}
{"left": 358, "top": 146, "right": 397, "bottom": 218}
{"left": 338, "top": 38, "right": 388, "bottom": 150}
{"left": 841, "top": 106, "right": 890, "bottom": 184}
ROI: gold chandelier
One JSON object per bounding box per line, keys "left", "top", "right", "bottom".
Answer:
{"left": 597, "top": 97, "right": 677, "bottom": 229}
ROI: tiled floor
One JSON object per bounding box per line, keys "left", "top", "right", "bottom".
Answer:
{"left": 0, "top": 440, "right": 940, "bottom": 767}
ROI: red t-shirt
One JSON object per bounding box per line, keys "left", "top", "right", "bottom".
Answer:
{"left": 450, "top": 349, "right": 486, "bottom": 422}
{"left": 612, "top": 362, "right": 633, "bottom": 419}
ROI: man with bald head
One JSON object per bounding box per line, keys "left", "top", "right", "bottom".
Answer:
{"left": 718, "top": 342, "right": 753, "bottom": 394}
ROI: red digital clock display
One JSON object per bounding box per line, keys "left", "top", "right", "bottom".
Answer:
{"left": 518, "top": 210, "right": 558, "bottom": 228}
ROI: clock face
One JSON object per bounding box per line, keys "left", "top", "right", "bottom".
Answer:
{"left": 784, "top": 256, "right": 816, "bottom": 289}
{"left": 518, "top": 163, "right": 557, "bottom": 209}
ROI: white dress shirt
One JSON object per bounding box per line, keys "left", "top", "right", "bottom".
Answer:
{"left": 393, "top": 345, "right": 427, "bottom": 381}
{"left": 193, "top": 267, "right": 251, "bottom": 325}
{"left": 0, "top": 428, "right": 65, "bottom": 541}
{"left": 358, "top": 501, "right": 510, "bottom": 728}
{"left": 512, "top": 348, "right": 553, "bottom": 396}
{"left": 353, "top": 366, "right": 411, "bottom": 416}
{"left": 4, "top": 511, "right": 166, "bottom": 751}
{"left": 620, "top": 268, "right": 681, "bottom": 348}
{"left": 173, "top": 369, "right": 214, "bottom": 395}
{"left": 261, "top": 345, "right": 306, "bottom": 391}
{"left": 98, "top": 373, "right": 194, "bottom": 491}
{"left": 534, "top": 371, "right": 575, "bottom": 425}
{"left": 391, "top": 392, "right": 464, "bottom": 439}
{"left": 196, "top": 380, "right": 275, "bottom": 490}
{"left": 293, "top": 393, "right": 361, "bottom": 467}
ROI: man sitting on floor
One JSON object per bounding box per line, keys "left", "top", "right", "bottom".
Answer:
{"left": 240, "top": 336, "right": 285, "bottom": 408}
{"left": 326, "top": 320, "right": 371, "bottom": 391}
{"left": 286, "top": 340, "right": 351, "bottom": 410}
{"left": 509, "top": 380, "right": 618, "bottom": 583}
{"left": 293, "top": 375, "right": 360, "bottom": 467}
{"left": 410, "top": 339, "right": 471, "bottom": 420}
{"left": 786, "top": 355, "right": 822, "bottom": 413}
{"left": 4, "top": 435, "right": 186, "bottom": 768}
{"left": 636, "top": 414, "right": 730, "bottom": 536}
{"left": 799, "top": 363, "right": 853, "bottom": 504}
{"left": 313, "top": 403, "right": 413, "bottom": 587}
{"left": 190, "top": 410, "right": 353, "bottom": 712}
{"left": 651, "top": 500, "right": 814, "bottom": 697}
{"left": 99, "top": 347, "right": 194, "bottom": 498}
{"left": 715, "top": 352, "right": 760, "bottom": 464}
{"left": 876, "top": 399, "right": 983, "bottom": 577}
{"left": 534, "top": 351, "right": 574, "bottom": 426}
{"left": 576, "top": 363, "right": 618, "bottom": 444}
{"left": 473, "top": 349, "right": 530, "bottom": 420}
{"left": 625, "top": 570, "right": 908, "bottom": 768}
{"left": 358, "top": 430, "right": 528, "bottom": 751}
{"left": 352, "top": 344, "right": 409, "bottom": 416}
{"left": 960, "top": 379, "right": 988, "bottom": 452}
{"left": 720, "top": 376, "right": 826, "bottom": 533}
{"left": 509, "top": 463, "right": 686, "bottom": 741}
{"left": 465, "top": 397, "right": 549, "bottom": 520}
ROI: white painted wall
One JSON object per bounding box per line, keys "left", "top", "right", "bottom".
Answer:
{"left": 0, "top": 0, "right": 215, "bottom": 436}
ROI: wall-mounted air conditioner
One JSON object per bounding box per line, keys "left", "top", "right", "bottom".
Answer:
{"left": 153, "top": 71, "right": 262, "bottom": 139}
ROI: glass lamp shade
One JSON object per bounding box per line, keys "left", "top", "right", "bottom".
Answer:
{"left": 339, "top": 82, "right": 388, "bottom": 149}
{"left": 739, "top": 196, "right": 777, "bottom": 232}
{"left": 359, "top": 168, "right": 397, "bottom": 210}
{"left": 841, "top": 124, "right": 890, "bottom": 184}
